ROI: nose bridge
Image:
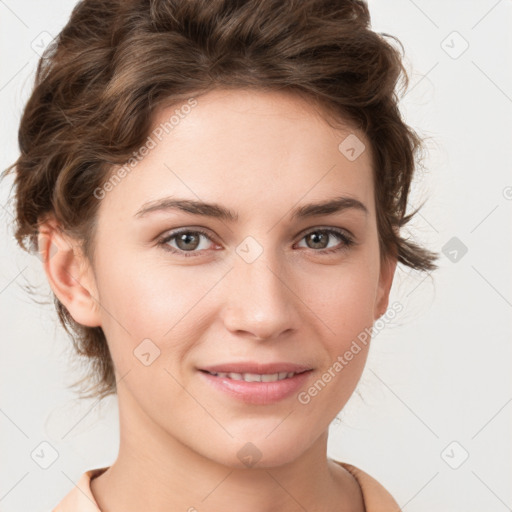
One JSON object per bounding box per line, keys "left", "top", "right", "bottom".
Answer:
{"left": 222, "top": 239, "right": 298, "bottom": 340}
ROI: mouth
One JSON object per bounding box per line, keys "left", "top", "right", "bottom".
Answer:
{"left": 199, "top": 369, "right": 308, "bottom": 382}
{"left": 197, "top": 363, "right": 313, "bottom": 405}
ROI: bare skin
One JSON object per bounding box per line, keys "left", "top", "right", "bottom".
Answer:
{"left": 39, "top": 88, "right": 395, "bottom": 511}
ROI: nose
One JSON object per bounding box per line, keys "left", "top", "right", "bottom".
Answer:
{"left": 220, "top": 249, "right": 300, "bottom": 341}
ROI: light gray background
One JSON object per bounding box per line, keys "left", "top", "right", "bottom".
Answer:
{"left": 1, "top": 1, "right": 511, "bottom": 511}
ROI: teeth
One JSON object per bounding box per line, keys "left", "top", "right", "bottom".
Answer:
{"left": 239, "top": 372, "right": 260, "bottom": 382}
{"left": 209, "top": 371, "right": 297, "bottom": 382}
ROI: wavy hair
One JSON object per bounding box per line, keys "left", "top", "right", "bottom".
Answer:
{"left": 2, "top": 0, "right": 438, "bottom": 400}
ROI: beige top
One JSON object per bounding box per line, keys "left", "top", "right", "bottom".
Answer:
{"left": 52, "top": 461, "right": 401, "bottom": 511}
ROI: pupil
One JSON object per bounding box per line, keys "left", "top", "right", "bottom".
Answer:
{"left": 309, "top": 232, "right": 327, "bottom": 249}
{"left": 178, "top": 233, "right": 198, "bottom": 250}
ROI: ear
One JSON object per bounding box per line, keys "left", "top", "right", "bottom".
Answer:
{"left": 374, "top": 254, "right": 397, "bottom": 320}
{"left": 37, "top": 216, "right": 101, "bottom": 328}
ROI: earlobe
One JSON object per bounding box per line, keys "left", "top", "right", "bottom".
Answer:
{"left": 375, "top": 255, "right": 397, "bottom": 319}
{"left": 37, "top": 218, "right": 101, "bottom": 328}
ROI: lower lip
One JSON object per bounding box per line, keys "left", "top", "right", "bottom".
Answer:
{"left": 199, "top": 370, "right": 312, "bottom": 405}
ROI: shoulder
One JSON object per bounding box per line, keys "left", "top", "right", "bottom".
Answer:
{"left": 334, "top": 460, "right": 402, "bottom": 512}
{"left": 52, "top": 467, "right": 108, "bottom": 512}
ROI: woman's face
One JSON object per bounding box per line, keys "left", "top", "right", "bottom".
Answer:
{"left": 72, "top": 88, "right": 395, "bottom": 467}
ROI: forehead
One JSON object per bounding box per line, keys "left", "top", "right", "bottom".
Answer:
{"left": 99, "top": 88, "right": 375, "bottom": 223}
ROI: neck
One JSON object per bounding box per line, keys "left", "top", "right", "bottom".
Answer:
{"left": 90, "top": 390, "right": 364, "bottom": 512}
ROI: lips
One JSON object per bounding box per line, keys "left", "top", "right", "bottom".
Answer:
{"left": 198, "top": 361, "right": 314, "bottom": 405}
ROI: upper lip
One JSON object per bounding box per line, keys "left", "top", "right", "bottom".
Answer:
{"left": 199, "top": 362, "right": 313, "bottom": 374}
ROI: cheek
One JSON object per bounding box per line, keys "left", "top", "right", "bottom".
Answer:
{"left": 296, "top": 266, "right": 377, "bottom": 419}
{"left": 93, "top": 255, "right": 219, "bottom": 364}
{"left": 310, "top": 275, "right": 375, "bottom": 395}
{"left": 303, "top": 257, "right": 380, "bottom": 344}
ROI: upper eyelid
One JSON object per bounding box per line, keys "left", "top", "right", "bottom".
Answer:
{"left": 299, "top": 225, "right": 353, "bottom": 239}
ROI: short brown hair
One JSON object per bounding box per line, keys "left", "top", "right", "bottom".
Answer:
{"left": 2, "top": 0, "right": 437, "bottom": 401}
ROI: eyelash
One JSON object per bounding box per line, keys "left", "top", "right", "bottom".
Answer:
{"left": 157, "top": 227, "right": 355, "bottom": 258}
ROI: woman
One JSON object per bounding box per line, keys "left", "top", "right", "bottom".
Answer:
{"left": 3, "top": 0, "right": 437, "bottom": 510}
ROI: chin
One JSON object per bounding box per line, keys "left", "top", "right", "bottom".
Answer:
{"left": 202, "top": 428, "right": 318, "bottom": 470}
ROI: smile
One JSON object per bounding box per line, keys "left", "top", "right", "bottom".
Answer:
{"left": 203, "top": 370, "right": 300, "bottom": 382}
{"left": 199, "top": 368, "right": 313, "bottom": 405}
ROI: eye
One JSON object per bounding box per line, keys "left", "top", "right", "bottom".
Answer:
{"left": 157, "top": 226, "right": 355, "bottom": 258}
{"left": 157, "top": 228, "right": 217, "bottom": 257}
{"left": 295, "top": 227, "right": 354, "bottom": 254}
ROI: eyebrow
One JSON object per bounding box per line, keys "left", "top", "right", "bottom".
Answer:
{"left": 134, "top": 195, "right": 368, "bottom": 221}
